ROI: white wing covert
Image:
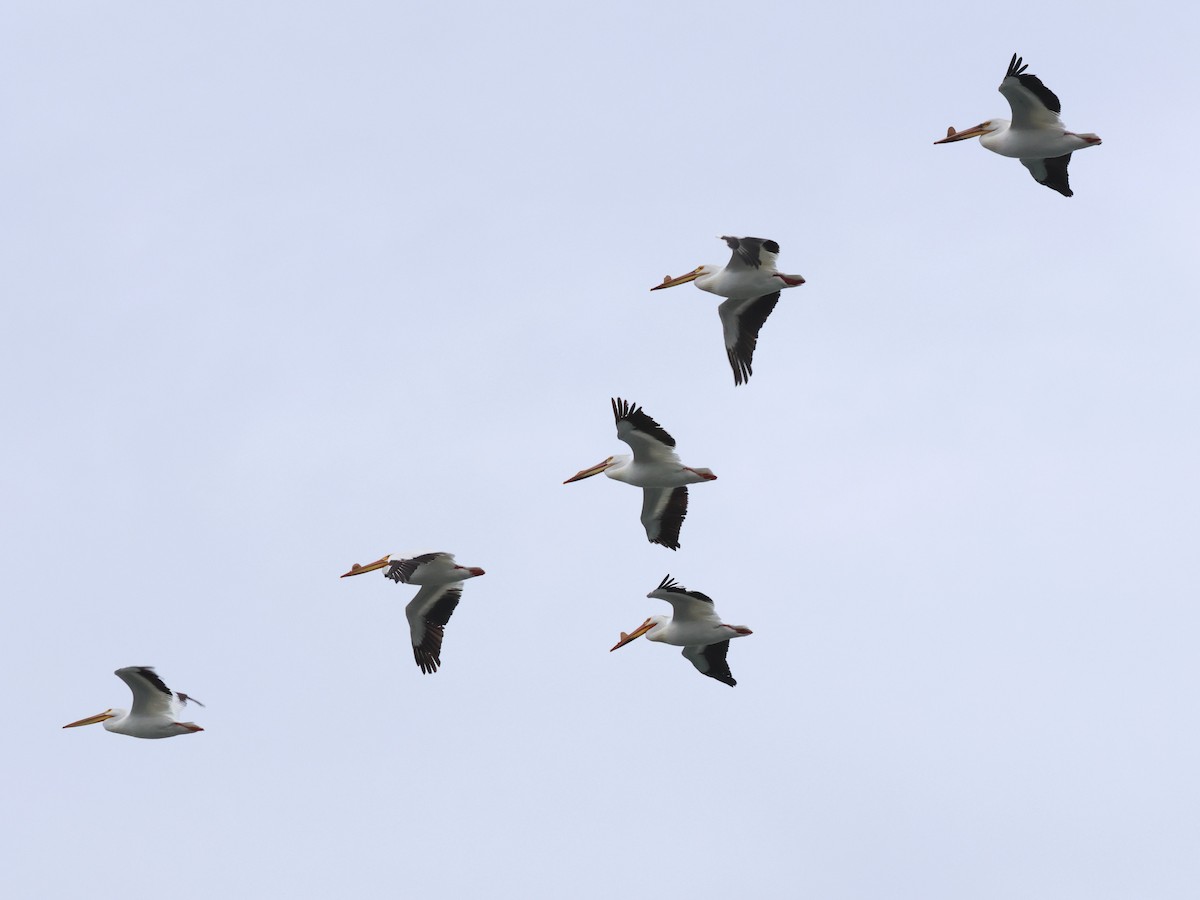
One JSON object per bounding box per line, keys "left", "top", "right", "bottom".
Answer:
{"left": 115, "top": 666, "right": 202, "bottom": 718}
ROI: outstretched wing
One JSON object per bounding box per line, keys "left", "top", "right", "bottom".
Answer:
{"left": 721, "top": 236, "right": 781, "bottom": 272}
{"left": 115, "top": 666, "right": 203, "bottom": 717}
{"left": 1021, "top": 154, "right": 1073, "bottom": 197}
{"left": 681, "top": 642, "right": 737, "bottom": 686}
{"left": 648, "top": 574, "right": 718, "bottom": 622}
{"left": 406, "top": 583, "right": 464, "bottom": 674}
{"left": 612, "top": 397, "right": 682, "bottom": 466}
{"left": 718, "top": 292, "right": 780, "bottom": 386}
{"left": 386, "top": 552, "right": 448, "bottom": 584}
{"left": 1000, "top": 54, "right": 1063, "bottom": 130}
{"left": 640, "top": 486, "right": 688, "bottom": 550}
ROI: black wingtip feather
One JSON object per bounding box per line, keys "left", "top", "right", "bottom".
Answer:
{"left": 656, "top": 574, "right": 680, "bottom": 592}
{"left": 413, "top": 643, "right": 441, "bottom": 674}
{"left": 727, "top": 348, "right": 751, "bottom": 386}
{"left": 653, "top": 574, "right": 715, "bottom": 604}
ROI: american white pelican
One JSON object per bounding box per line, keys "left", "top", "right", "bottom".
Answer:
{"left": 610, "top": 575, "right": 752, "bottom": 686}
{"left": 62, "top": 666, "right": 204, "bottom": 739}
{"left": 563, "top": 398, "right": 716, "bottom": 550}
{"left": 341, "top": 552, "right": 485, "bottom": 674}
{"left": 651, "top": 236, "right": 805, "bottom": 385}
{"left": 934, "top": 54, "right": 1101, "bottom": 196}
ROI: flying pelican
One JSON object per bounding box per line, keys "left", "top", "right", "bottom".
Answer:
{"left": 563, "top": 398, "right": 716, "bottom": 550}
{"left": 341, "top": 552, "right": 485, "bottom": 673}
{"left": 934, "top": 54, "right": 1101, "bottom": 196}
{"left": 62, "top": 666, "right": 204, "bottom": 739}
{"left": 610, "top": 575, "right": 752, "bottom": 686}
{"left": 651, "top": 236, "right": 805, "bottom": 385}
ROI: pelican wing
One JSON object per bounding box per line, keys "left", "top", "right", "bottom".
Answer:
{"left": 1000, "top": 54, "right": 1063, "bottom": 129}
{"left": 612, "top": 397, "right": 681, "bottom": 466}
{"left": 386, "top": 552, "right": 449, "bottom": 584}
{"left": 721, "top": 236, "right": 780, "bottom": 272}
{"left": 648, "top": 574, "right": 719, "bottom": 622}
{"left": 640, "top": 486, "right": 688, "bottom": 550}
{"left": 1020, "top": 154, "right": 1073, "bottom": 197}
{"left": 718, "top": 292, "right": 780, "bottom": 386}
{"left": 115, "top": 666, "right": 203, "bottom": 718}
{"left": 406, "top": 583, "right": 463, "bottom": 674}
{"left": 681, "top": 641, "right": 737, "bottom": 686}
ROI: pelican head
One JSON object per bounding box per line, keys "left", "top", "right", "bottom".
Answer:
{"left": 934, "top": 121, "right": 1006, "bottom": 144}
{"left": 63, "top": 709, "right": 119, "bottom": 729}
{"left": 650, "top": 265, "right": 718, "bottom": 291}
{"left": 563, "top": 456, "right": 616, "bottom": 484}
{"left": 341, "top": 554, "right": 392, "bottom": 578}
{"left": 609, "top": 615, "right": 668, "bottom": 651}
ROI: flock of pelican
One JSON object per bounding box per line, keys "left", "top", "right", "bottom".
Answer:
{"left": 64, "top": 54, "right": 1103, "bottom": 735}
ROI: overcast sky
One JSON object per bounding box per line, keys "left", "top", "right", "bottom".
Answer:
{"left": 4, "top": 2, "right": 1199, "bottom": 898}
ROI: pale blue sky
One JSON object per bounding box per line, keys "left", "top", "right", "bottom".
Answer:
{"left": 3, "top": 2, "right": 1199, "bottom": 898}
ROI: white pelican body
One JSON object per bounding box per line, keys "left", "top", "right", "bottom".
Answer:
{"left": 935, "top": 54, "right": 1101, "bottom": 196}
{"left": 610, "top": 575, "right": 752, "bottom": 686}
{"left": 63, "top": 667, "right": 204, "bottom": 739}
{"left": 563, "top": 398, "right": 716, "bottom": 550}
{"left": 652, "top": 236, "right": 805, "bottom": 385}
{"left": 341, "top": 551, "right": 485, "bottom": 674}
